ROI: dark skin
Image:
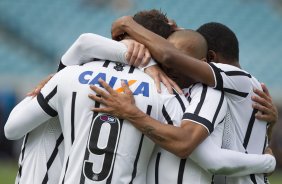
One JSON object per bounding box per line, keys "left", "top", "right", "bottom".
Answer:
{"left": 111, "top": 16, "right": 278, "bottom": 126}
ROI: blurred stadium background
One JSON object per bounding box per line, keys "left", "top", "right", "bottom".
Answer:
{"left": 0, "top": 0, "right": 281, "bottom": 183}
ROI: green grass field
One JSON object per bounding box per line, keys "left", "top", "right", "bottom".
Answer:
{"left": 0, "top": 160, "right": 281, "bottom": 184}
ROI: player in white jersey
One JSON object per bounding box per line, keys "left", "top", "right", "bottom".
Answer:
{"left": 7, "top": 91, "right": 64, "bottom": 184}
{"left": 5, "top": 60, "right": 188, "bottom": 184}
{"left": 110, "top": 17, "right": 277, "bottom": 183}
{"left": 4, "top": 10, "right": 187, "bottom": 184}
{"left": 87, "top": 30, "right": 276, "bottom": 184}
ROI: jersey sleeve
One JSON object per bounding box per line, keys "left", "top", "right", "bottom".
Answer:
{"left": 59, "top": 33, "right": 128, "bottom": 70}
{"left": 182, "top": 84, "right": 227, "bottom": 134}
{"left": 4, "top": 74, "right": 60, "bottom": 140}
{"left": 208, "top": 62, "right": 252, "bottom": 101}
{"left": 37, "top": 72, "right": 60, "bottom": 117}
{"left": 157, "top": 86, "right": 187, "bottom": 126}
{"left": 189, "top": 136, "right": 276, "bottom": 176}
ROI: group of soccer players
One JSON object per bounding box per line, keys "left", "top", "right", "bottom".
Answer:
{"left": 4, "top": 9, "right": 278, "bottom": 184}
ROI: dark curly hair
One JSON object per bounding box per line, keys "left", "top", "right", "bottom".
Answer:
{"left": 197, "top": 22, "right": 239, "bottom": 62}
{"left": 133, "top": 9, "right": 174, "bottom": 39}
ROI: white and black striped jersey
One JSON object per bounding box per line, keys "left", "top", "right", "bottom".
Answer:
{"left": 147, "top": 83, "right": 228, "bottom": 184}
{"left": 209, "top": 62, "right": 268, "bottom": 184}
{"left": 15, "top": 117, "right": 64, "bottom": 184}
{"left": 5, "top": 61, "right": 187, "bottom": 184}
{"left": 5, "top": 96, "right": 64, "bottom": 184}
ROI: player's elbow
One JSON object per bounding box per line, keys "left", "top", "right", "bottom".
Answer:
{"left": 160, "top": 51, "right": 174, "bottom": 68}
{"left": 4, "top": 120, "right": 22, "bottom": 140}
{"left": 174, "top": 142, "right": 194, "bottom": 159}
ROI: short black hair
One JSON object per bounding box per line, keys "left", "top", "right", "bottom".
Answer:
{"left": 197, "top": 22, "right": 239, "bottom": 62}
{"left": 133, "top": 9, "right": 174, "bottom": 39}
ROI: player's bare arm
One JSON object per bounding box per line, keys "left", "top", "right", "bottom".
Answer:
{"left": 111, "top": 16, "right": 215, "bottom": 86}
{"left": 89, "top": 79, "right": 208, "bottom": 158}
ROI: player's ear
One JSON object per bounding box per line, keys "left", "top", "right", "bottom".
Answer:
{"left": 201, "top": 57, "right": 207, "bottom": 63}
{"left": 207, "top": 50, "right": 216, "bottom": 63}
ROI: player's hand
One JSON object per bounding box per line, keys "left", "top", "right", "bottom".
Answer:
{"left": 144, "top": 65, "right": 183, "bottom": 94}
{"left": 26, "top": 73, "right": 55, "bottom": 97}
{"left": 111, "top": 16, "right": 133, "bottom": 41}
{"left": 88, "top": 79, "right": 141, "bottom": 119}
{"left": 120, "top": 39, "right": 151, "bottom": 67}
{"left": 168, "top": 19, "right": 184, "bottom": 31}
{"left": 252, "top": 83, "right": 278, "bottom": 125}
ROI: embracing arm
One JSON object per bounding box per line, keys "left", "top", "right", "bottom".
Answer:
{"left": 61, "top": 33, "right": 128, "bottom": 66}
{"left": 4, "top": 97, "right": 53, "bottom": 140}
{"left": 88, "top": 79, "right": 208, "bottom": 158}
{"left": 111, "top": 16, "right": 215, "bottom": 86}
{"left": 190, "top": 136, "right": 276, "bottom": 176}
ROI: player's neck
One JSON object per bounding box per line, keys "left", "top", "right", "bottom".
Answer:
{"left": 220, "top": 59, "right": 241, "bottom": 68}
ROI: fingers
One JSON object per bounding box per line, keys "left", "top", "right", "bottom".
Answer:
{"left": 168, "top": 78, "right": 183, "bottom": 94}
{"left": 159, "top": 73, "right": 173, "bottom": 94}
{"left": 89, "top": 84, "right": 110, "bottom": 99}
{"left": 91, "top": 107, "right": 110, "bottom": 113}
{"left": 252, "top": 103, "right": 270, "bottom": 114}
{"left": 253, "top": 88, "right": 269, "bottom": 101}
{"left": 140, "top": 49, "right": 151, "bottom": 68}
{"left": 261, "top": 83, "right": 270, "bottom": 96}
{"left": 121, "top": 80, "right": 133, "bottom": 95}
{"left": 98, "top": 79, "right": 116, "bottom": 95}
{"left": 251, "top": 95, "right": 270, "bottom": 108}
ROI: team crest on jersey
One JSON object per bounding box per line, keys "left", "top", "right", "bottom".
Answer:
{"left": 100, "top": 114, "right": 117, "bottom": 123}
{"left": 113, "top": 62, "right": 125, "bottom": 71}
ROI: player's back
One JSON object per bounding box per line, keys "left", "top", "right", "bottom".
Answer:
{"left": 16, "top": 117, "right": 64, "bottom": 184}
{"left": 212, "top": 63, "right": 268, "bottom": 183}
{"left": 53, "top": 61, "right": 183, "bottom": 184}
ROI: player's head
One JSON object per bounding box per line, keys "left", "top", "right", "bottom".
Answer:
{"left": 133, "top": 9, "right": 174, "bottom": 39}
{"left": 196, "top": 22, "right": 239, "bottom": 64}
{"left": 117, "top": 9, "right": 174, "bottom": 41}
{"left": 164, "top": 29, "right": 208, "bottom": 88}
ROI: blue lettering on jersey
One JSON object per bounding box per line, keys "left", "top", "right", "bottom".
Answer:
{"left": 78, "top": 71, "right": 149, "bottom": 97}
{"left": 133, "top": 82, "right": 149, "bottom": 97}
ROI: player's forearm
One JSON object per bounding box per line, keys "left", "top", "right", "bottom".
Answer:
{"left": 121, "top": 18, "right": 215, "bottom": 86}
{"left": 126, "top": 111, "right": 198, "bottom": 158}
{"left": 4, "top": 97, "right": 51, "bottom": 140}
{"left": 190, "top": 138, "right": 276, "bottom": 176}
{"left": 62, "top": 33, "right": 127, "bottom": 66}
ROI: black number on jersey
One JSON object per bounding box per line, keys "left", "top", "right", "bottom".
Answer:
{"left": 83, "top": 114, "right": 121, "bottom": 181}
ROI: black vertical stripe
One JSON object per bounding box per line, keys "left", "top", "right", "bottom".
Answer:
{"left": 42, "top": 133, "right": 64, "bottom": 184}
{"left": 212, "top": 91, "right": 224, "bottom": 124}
{"left": 194, "top": 85, "right": 207, "bottom": 115}
{"left": 103, "top": 60, "right": 110, "bottom": 68}
{"left": 173, "top": 90, "right": 186, "bottom": 112}
{"left": 208, "top": 63, "right": 223, "bottom": 90}
{"left": 71, "top": 92, "right": 77, "bottom": 144}
{"left": 17, "top": 133, "right": 29, "bottom": 179}
{"left": 162, "top": 105, "right": 173, "bottom": 125}
{"left": 243, "top": 109, "right": 258, "bottom": 149}
{"left": 61, "top": 157, "right": 70, "bottom": 184}
{"left": 177, "top": 159, "right": 187, "bottom": 184}
{"left": 250, "top": 174, "right": 257, "bottom": 184}
{"left": 243, "top": 109, "right": 258, "bottom": 184}
{"left": 129, "top": 105, "right": 152, "bottom": 183}
{"left": 155, "top": 152, "right": 161, "bottom": 184}
{"left": 128, "top": 66, "right": 135, "bottom": 73}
